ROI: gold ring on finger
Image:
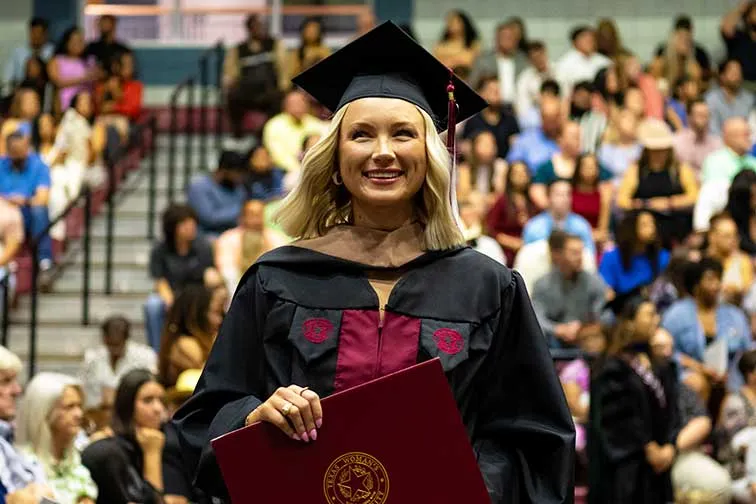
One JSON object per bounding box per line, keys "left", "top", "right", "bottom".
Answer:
{"left": 281, "top": 402, "right": 293, "bottom": 416}
{"left": 299, "top": 387, "right": 310, "bottom": 397}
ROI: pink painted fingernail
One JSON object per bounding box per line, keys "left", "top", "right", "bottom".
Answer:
{"left": 291, "top": 433, "right": 301, "bottom": 441}
{"left": 301, "top": 432, "right": 310, "bottom": 443}
{"left": 316, "top": 418, "right": 323, "bottom": 428}
{"left": 309, "top": 429, "right": 317, "bottom": 441}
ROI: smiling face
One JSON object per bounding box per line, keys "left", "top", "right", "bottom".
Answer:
{"left": 338, "top": 97, "right": 428, "bottom": 214}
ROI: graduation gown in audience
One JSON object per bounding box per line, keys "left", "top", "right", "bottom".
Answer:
{"left": 588, "top": 355, "right": 681, "bottom": 504}
{"left": 173, "top": 224, "right": 575, "bottom": 503}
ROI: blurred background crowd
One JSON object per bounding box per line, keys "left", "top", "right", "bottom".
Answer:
{"left": 0, "top": 1, "right": 755, "bottom": 502}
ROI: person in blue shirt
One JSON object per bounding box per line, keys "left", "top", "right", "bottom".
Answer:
{"left": 661, "top": 257, "right": 751, "bottom": 395}
{"left": 522, "top": 179, "right": 595, "bottom": 255}
{"left": 0, "top": 132, "right": 52, "bottom": 269}
{"left": 186, "top": 150, "right": 248, "bottom": 237}
{"left": 506, "top": 95, "right": 561, "bottom": 172}
{"left": 2, "top": 18, "right": 54, "bottom": 97}
{"left": 246, "top": 144, "right": 285, "bottom": 200}
{"left": 600, "top": 211, "right": 670, "bottom": 312}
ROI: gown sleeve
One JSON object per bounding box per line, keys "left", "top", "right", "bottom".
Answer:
{"left": 471, "top": 270, "right": 576, "bottom": 503}
{"left": 172, "top": 269, "right": 273, "bottom": 498}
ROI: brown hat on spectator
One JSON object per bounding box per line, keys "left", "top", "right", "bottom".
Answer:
{"left": 637, "top": 118, "right": 674, "bottom": 150}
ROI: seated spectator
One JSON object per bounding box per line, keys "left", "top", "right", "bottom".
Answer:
{"left": 0, "top": 87, "right": 41, "bottom": 155}
{"left": 187, "top": 150, "right": 248, "bottom": 237}
{"left": 457, "top": 131, "right": 506, "bottom": 204}
{"left": 720, "top": 2, "right": 756, "bottom": 90}
{"left": 653, "top": 15, "right": 712, "bottom": 85}
{"left": 84, "top": 15, "right": 130, "bottom": 75}
{"left": 223, "top": 15, "right": 286, "bottom": 137}
{"left": 48, "top": 27, "right": 98, "bottom": 113}
{"left": 531, "top": 121, "right": 612, "bottom": 208}
{"left": 158, "top": 285, "right": 227, "bottom": 389}
{"left": 0, "top": 198, "right": 23, "bottom": 285}
{"left": 569, "top": 80, "right": 607, "bottom": 153}
{"left": 648, "top": 328, "right": 733, "bottom": 503}
{"left": 591, "top": 65, "right": 622, "bottom": 118}
{"left": 507, "top": 95, "right": 561, "bottom": 172}
{"left": 286, "top": 17, "right": 331, "bottom": 82}
{"left": 33, "top": 113, "right": 59, "bottom": 166}
{"left": 517, "top": 78, "right": 561, "bottom": 132}
{"left": 623, "top": 54, "right": 664, "bottom": 120}
{"left": 513, "top": 236, "right": 597, "bottom": 295}
{"left": 707, "top": 212, "right": 754, "bottom": 305}
{"left": 262, "top": 90, "right": 326, "bottom": 175}
{"left": 215, "top": 200, "right": 285, "bottom": 294}
{"left": 82, "top": 369, "right": 166, "bottom": 504}
{"left": 726, "top": 170, "right": 756, "bottom": 255}
{"left": 588, "top": 297, "right": 678, "bottom": 504}
{"left": 458, "top": 196, "right": 505, "bottom": 265}
{"left": 514, "top": 41, "right": 553, "bottom": 123}
{"left": 650, "top": 22, "right": 703, "bottom": 97}
{"left": 2, "top": 17, "right": 53, "bottom": 97}
{"left": 145, "top": 204, "right": 215, "bottom": 352}
{"left": 0, "top": 346, "right": 51, "bottom": 501}
{"left": 649, "top": 246, "right": 700, "bottom": 316}
{"left": 596, "top": 18, "right": 631, "bottom": 65}
{"left": 16, "top": 373, "right": 97, "bottom": 504}
{"left": 702, "top": 117, "right": 756, "bottom": 184}
{"left": 554, "top": 25, "right": 610, "bottom": 97}
{"left": 674, "top": 99, "right": 723, "bottom": 177}
{"left": 600, "top": 211, "right": 670, "bottom": 310}
{"left": 663, "top": 258, "right": 750, "bottom": 398}
{"left": 433, "top": 10, "right": 481, "bottom": 75}
{"left": 571, "top": 153, "right": 611, "bottom": 245}
{"left": 532, "top": 231, "right": 606, "bottom": 348}
{"left": 461, "top": 75, "right": 519, "bottom": 161}
{"left": 666, "top": 75, "right": 700, "bottom": 132}
{"left": 597, "top": 108, "right": 642, "bottom": 183}
{"left": 470, "top": 19, "right": 527, "bottom": 107}
{"left": 0, "top": 132, "right": 53, "bottom": 284}
{"left": 486, "top": 160, "right": 537, "bottom": 264}
{"left": 246, "top": 144, "right": 285, "bottom": 200}
{"left": 19, "top": 56, "right": 50, "bottom": 112}
{"left": 79, "top": 315, "right": 157, "bottom": 415}
{"left": 522, "top": 179, "right": 595, "bottom": 254}
{"left": 705, "top": 60, "right": 755, "bottom": 136}
{"left": 94, "top": 50, "right": 143, "bottom": 137}
{"left": 617, "top": 119, "right": 698, "bottom": 246}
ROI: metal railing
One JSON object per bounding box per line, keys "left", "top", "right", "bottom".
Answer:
{"left": 27, "top": 189, "right": 93, "bottom": 379}
{"left": 0, "top": 272, "right": 9, "bottom": 347}
{"left": 166, "top": 41, "right": 224, "bottom": 206}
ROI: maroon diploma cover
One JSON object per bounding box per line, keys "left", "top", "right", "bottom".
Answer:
{"left": 211, "top": 358, "right": 491, "bottom": 503}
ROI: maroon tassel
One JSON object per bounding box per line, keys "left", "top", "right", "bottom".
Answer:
{"left": 446, "top": 69, "right": 456, "bottom": 155}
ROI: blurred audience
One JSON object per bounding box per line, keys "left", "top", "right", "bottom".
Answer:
{"left": 458, "top": 196, "right": 505, "bottom": 264}
{"left": 84, "top": 15, "right": 130, "bottom": 75}
{"left": 705, "top": 60, "right": 754, "bottom": 136}
{"left": 2, "top": 18, "right": 53, "bottom": 99}
{"left": 470, "top": 19, "right": 526, "bottom": 106}
{"left": 515, "top": 40, "right": 553, "bottom": 122}
{"left": 597, "top": 108, "right": 642, "bottom": 182}
{"left": 701, "top": 117, "right": 756, "bottom": 184}
{"left": 707, "top": 212, "right": 754, "bottom": 305}
{"left": 673, "top": 99, "right": 722, "bottom": 176}
{"left": 48, "top": 27, "right": 98, "bottom": 114}
{"left": 287, "top": 17, "right": 331, "bottom": 81}
{"left": 555, "top": 25, "right": 610, "bottom": 97}
{"left": 720, "top": 1, "right": 756, "bottom": 89}
{"left": 435, "top": 11, "right": 481, "bottom": 78}
{"left": 187, "top": 151, "right": 248, "bottom": 237}
{"left": 507, "top": 95, "right": 562, "bottom": 171}
{"left": 461, "top": 75, "right": 519, "bottom": 161}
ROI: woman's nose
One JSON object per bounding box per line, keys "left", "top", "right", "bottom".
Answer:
{"left": 372, "top": 137, "right": 395, "bottom": 166}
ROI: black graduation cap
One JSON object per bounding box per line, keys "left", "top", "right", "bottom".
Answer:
{"left": 292, "top": 21, "right": 487, "bottom": 133}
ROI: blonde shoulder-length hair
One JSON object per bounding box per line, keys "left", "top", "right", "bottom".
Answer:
{"left": 16, "top": 372, "right": 84, "bottom": 466}
{"left": 275, "top": 103, "right": 465, "bottom": 250}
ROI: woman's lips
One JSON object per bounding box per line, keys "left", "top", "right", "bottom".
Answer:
{"left": 363, "top": 169, "right": 403, "bottom": 185}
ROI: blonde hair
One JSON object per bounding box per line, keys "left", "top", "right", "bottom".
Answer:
{"left": 16, "top": 373, "right": 83, "bottom": 466}
{"left": 0, "top": 346, "right": 22, "bottom": 374}
{"left": 275, "top": 103, "right": 464, "bottom": 250}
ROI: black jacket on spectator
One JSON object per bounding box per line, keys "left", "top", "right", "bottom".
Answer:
{"left": 82, "top": 434, "right": 162, "bottom": 504}
{"left": 461, "top": 107, "right": 520, "bottom": 159}
{"left": 173, "top": 245, "right": 576, "bottom": 503}
{"left": 149, "top": 238, "right": 214, "bottom": 292}
{"left": 85, "top": 38, "right": 130, "bottom": 73}
{"left": 588, "top": 355, "right": 680, "bottom": 504}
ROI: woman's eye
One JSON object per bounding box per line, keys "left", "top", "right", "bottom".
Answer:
{"left": 350, "top": 130, "right": 369, "bottom": 140}
{"left": 395, "top": 129, "right": 416, "bottom": 138}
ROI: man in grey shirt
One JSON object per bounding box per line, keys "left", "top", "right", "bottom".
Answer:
{"left": 705, "top": 59, "right": 755, "bottom": 136}
{"left": 531, "top": 230, "right": 607, "bottom": 349}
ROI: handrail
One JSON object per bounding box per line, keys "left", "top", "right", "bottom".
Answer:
{"left": 28, "top": 189, "right": 93, "bottom": 379}
{"left": 0, "top": 272, "right": 9, "bottom": 347}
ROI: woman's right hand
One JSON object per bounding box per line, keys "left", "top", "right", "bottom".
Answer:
{"left": 245, "top": 385, "right": 323, "bottom": 443}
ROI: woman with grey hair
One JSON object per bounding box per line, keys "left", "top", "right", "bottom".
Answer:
{"left": 15, "top": 372, "right": 97, "bottom": 504}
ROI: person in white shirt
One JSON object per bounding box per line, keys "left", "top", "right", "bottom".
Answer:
{"left": 513, "top": 236, "right": 597, "bottom": 294}
{"left": 515, "top": 40, "right": 553, "bottom": 122}
{"left": 470, "top": 19, "right": 528, "bottom": 105}
{"left": 555, "top": 25, "right": 611, "bottom": 98}
{"left": 79, "top": 316, "right": 157, "bottom": 412}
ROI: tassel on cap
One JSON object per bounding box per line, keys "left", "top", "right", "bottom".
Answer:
{"left": 446, "top": 68, "right": 463, "bottom": 233}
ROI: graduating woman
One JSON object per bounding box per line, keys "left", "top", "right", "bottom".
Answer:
{"left": 174, "top": 21, "right": 574, "bottom": 503}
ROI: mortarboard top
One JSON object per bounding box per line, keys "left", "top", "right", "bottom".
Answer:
{"left": 292, "top": 21, "right": 487, "bottom": 133}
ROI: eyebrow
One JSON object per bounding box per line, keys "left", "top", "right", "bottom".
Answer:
{"left": 346, "top": 120, "right": 419, "bottom": 130}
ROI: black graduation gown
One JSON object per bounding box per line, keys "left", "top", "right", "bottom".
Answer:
{"left": 587, "top": 356, "right": 680, "bottom": 504}
{"left": 172, "top": 245, "right": 575, "bottom": 503}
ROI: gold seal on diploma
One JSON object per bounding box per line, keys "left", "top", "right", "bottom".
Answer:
{"left": 323, "top": 452, "right": 389, "bottom": 504}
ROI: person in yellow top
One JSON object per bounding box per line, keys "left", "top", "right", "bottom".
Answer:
{"left": 707, "top": 211, "right": 754, "bottom": 305}
{"left": 286, "top": 18, "right": 332, "bottom": 85}
{"left": 261, "top": 89, "right": 327, "bottom": 177}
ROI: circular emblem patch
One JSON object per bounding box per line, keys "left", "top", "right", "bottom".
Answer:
{"left": 432, "top": 328, "right": 464, "bottom": 355}
{"left": 323, "top": 452, "right": 389, "bottom": 504}
{"left": 302, "top": 318, "right": 334, "bottom": 344}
